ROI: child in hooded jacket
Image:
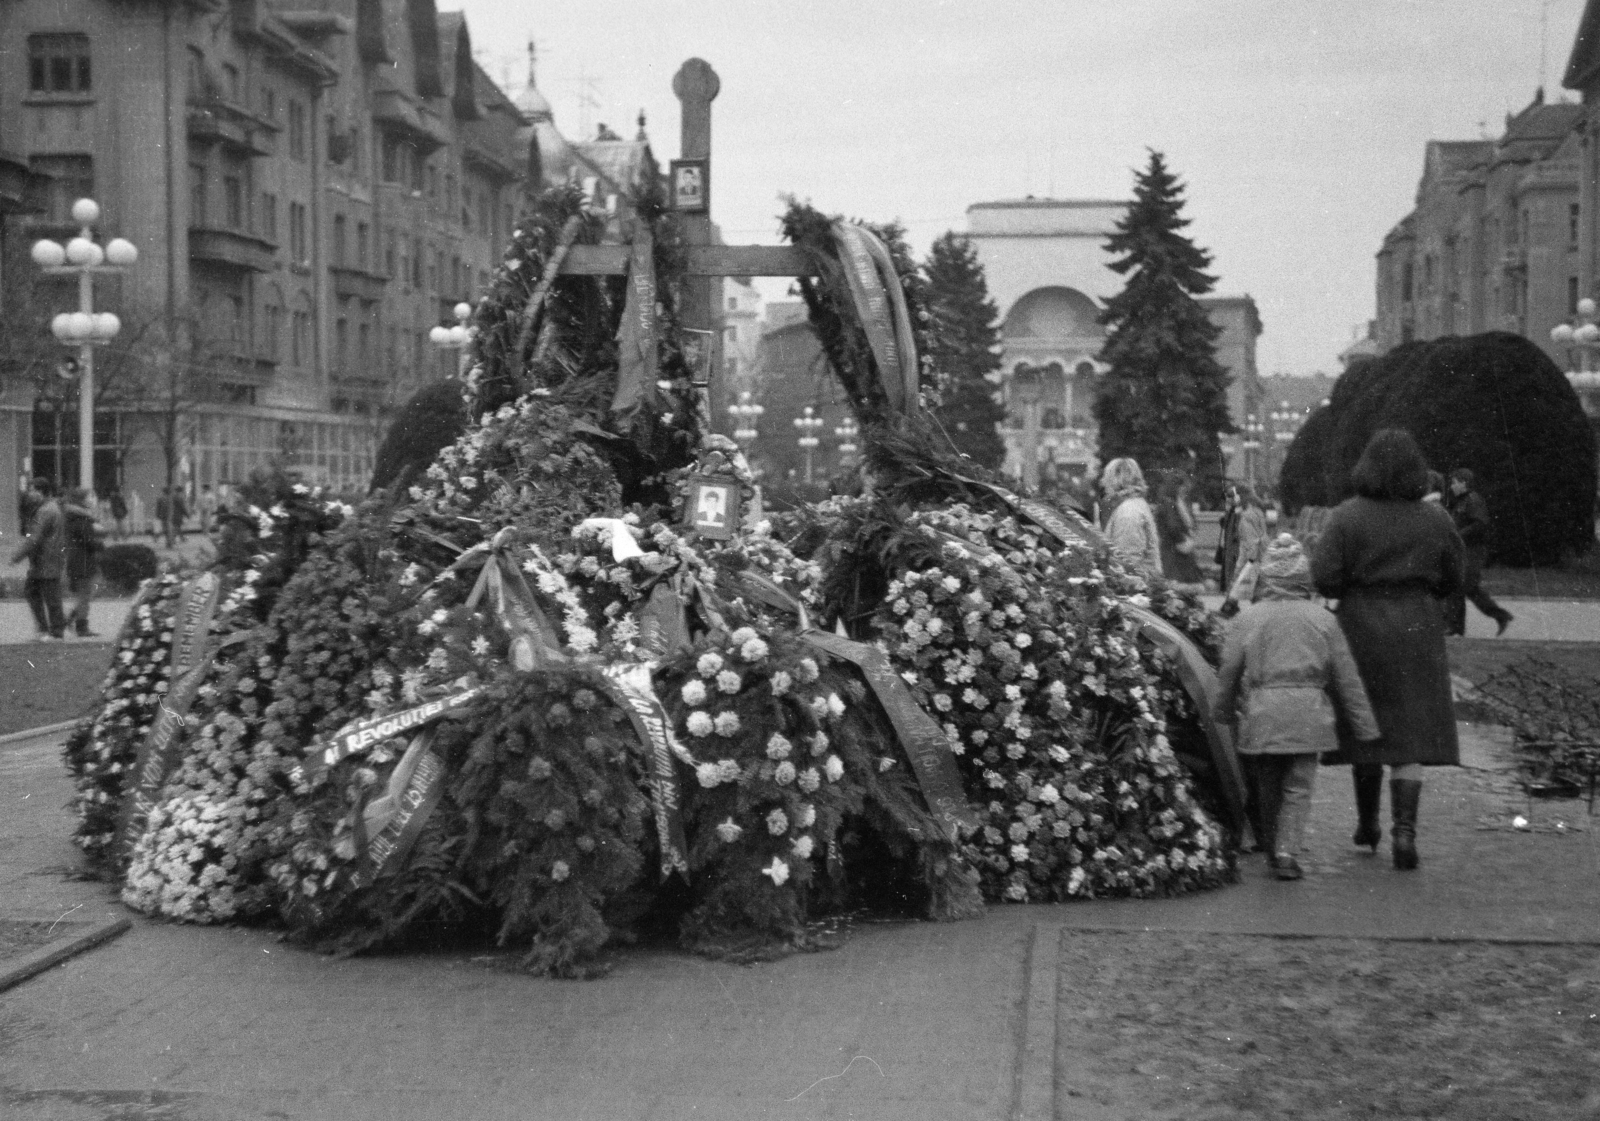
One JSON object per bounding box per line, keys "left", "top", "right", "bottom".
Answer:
{"left": 1216, "top": 533, "right": 1381, "bottom": 880}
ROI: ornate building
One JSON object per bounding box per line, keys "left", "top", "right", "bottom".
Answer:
{"left": 0, "top": 2, "right": 631, "bottom": 539}
{"left": 1373, "top": 94, "right": 1583, "bottom": 361}
{"left": 964, "top": 197, "right": 1262, "bottom": 487}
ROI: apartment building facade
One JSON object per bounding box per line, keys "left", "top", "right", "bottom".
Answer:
{"left": 0, "top": 0, "right": 530, "bottom": 538}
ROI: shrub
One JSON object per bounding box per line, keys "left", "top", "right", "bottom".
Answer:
{"left": 99, "top": 543, "right": 159, "bottom": 595}
{"left": 1278, "top": 332, "right": 1596, "bottom": 565}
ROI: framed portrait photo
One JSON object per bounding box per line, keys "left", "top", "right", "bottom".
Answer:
{"left": 684, "top": 474, "right": 739, "bottom": 539}
{"left": 670, "top": 159, "right": 709, "bottom": 213}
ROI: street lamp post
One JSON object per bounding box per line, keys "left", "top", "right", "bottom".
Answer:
{"left": 31, "top": 198, "right": 137, "bottom": 500}
{"left": 1240, "top": 413, "right": 1263, "bottom": 490}
{"left": 728, "top": 390, "right": 764, "bottom": 446}
{"left": 792, "top": 405, "right": 824, "bottom": 484}
{"left": 428, "top": 301, "right": 476, "bottom": 378}
{"left": 1551, "top": 298, "right": 1600, "bottom": 423}
{"left": 834, "top": 416, "right": 860, "bottom": 466}
{"left": 1270, "top": 400, "right": 1299, "bottom": 478}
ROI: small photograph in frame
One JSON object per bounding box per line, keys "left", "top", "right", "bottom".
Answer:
{"left": 684, "top": 474, "right": 739, "bottom": 539}
{"left": 670, "top": 159, "right": 709, "bottom": 213}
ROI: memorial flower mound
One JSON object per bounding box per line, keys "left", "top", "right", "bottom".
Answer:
{"left": 62, "top": 187, "right": 1240, "bottom": 976}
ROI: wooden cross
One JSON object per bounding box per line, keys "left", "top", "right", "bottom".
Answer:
{"left": 555, "top": 59, "right": 815, "bottom": 423}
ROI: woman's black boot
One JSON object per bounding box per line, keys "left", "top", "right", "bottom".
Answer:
{"left": 1390, "top": 779, "right": 1421, "bottom": 870}
{"left": 1352, "top": 765, "right": 1383, "bottom": 851}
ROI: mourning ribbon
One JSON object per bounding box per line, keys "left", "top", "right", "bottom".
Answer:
{"left": 117, "top": 572, "right": 224, "bottom": 866}
{"left": 286, "top": 687, "right": 481, "bottom": 788}
{"left": 610, "top": 227, "right": 658, "bottom": 424}
{"left": 832, "top": 221, "right": 920, "bottom": 414}
{"left": 349, "top": 727, "right": 449, "bottom": 890}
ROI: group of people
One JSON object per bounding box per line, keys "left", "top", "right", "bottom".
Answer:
{"left": 1098, "top": 430, "right": 1497, "bottom": 881}
{"left": 95, "top": 484, "right": 224, "bottom": 545}
{"left": 12, "top": 476, "right": 104, "bottom": 640}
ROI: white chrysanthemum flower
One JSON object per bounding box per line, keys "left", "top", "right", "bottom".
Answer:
{"left": 715, "top": 760, "right": 741, "bottom": 784}
{"left": 766, "top": 808, "right": 789, "bottom": 835}
{"left": 695, "top": 762, "right": 721, "bottom": 787}
{"left": 761, "top": 857, "right": 790, "bottom": 886}
{"left": 730, "top": 627, "right": 758, "bottom": 646}
{"left": 1014, "top": 632, "right": 1033, "bottom": 649}
{"left": 798, "top": 768, "right": 821, "bottom": 793}
{"left": 774, "top": 761, "right": 797, "bottom": 786}
{"left": 791, "top": 834, "right": 814, "bottom": 859}
{"left": 798, "top": 658, "right": 820, "bottom": 683}
{"left": 681, "top": 680, "right": 708, "bottom": 706}
{"left": 715, "top": 818, "right": 742, "bottom": 843}
{"left": 823, "top": 755, "right": 845, "bottom": 782}
{"left": 766, "top": 734, "right": 792, "bottom": 760}
{"left": 716, "top": 670, "right": 742, "bottom": 695}
{"left": 770, "top": 671, "right": 792, "bottom": 696}
{"left": 686, "top": 711, "right": 714, "bottom": 737}
{"left": 1009, "top": 843, "right": 1030, "bottom": 863}
{"left": 810, "top": 731, "right": 829, "bottom": 756}
{"left": 551, "top": 861, "right": 571, "bottom": 883}
{"left": 740, "top": 638, "right": 769, "bottom": 663}
{"left": 417, "top": 619, "right": 438, "bottom": 636}
{"left": 826, "top": 693, "right": 846, "bottom": 717}
{"left": 713, "top": 711, "right": 741, "bottom": 737}
{"left": 697, "top": 652, "right": 725, "bottom": 677}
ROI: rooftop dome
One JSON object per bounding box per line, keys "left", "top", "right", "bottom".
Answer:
{"left": 515, "top": 41, "right": 553, "bottom": 123}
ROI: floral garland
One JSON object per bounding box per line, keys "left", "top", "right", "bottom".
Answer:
{"left": 870, "top": 506, "right": 1228, "bottom": 901}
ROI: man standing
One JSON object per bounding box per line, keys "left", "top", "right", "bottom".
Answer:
{"left": 197, "top": 484, "right": 218, "bottom": 535}
{"left": 1446, "top": 468, "right": 1513, "bottom": 637}
{"left": 11, "top": 477, "right": 66, "bottom": 640}
{"left": 62, "top": 487, "right": 104, "bottom": 638}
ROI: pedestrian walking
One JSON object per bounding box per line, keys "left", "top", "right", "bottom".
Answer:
{"left": 197, "top": 484, "right": 219, "bottom": 535}
{"left": 1100, "top": 457, "right": 1163, "bottom": 578}
{"left": 10, "top": 477, "right": 66, "bottom": 640}
{"left": 107, "top": 486, "right": 129, "bottom": 540}
{"left": 1154, "top": 475, "right": 1205, "bottom": 589}
{"left": 17, "top": 476, "right": 43, "bottom": 535}
{"left": 62, "top": 486, "right": 104, "bottom": 637}
{"left": 1445, "top": 468, "right": 1513, "bottom": 637}
{"left": 1218, "top": 482, "right": 1269, "bottom": 612}
{"left": 1310, "top": 429, "right": 1464, "bottom": 871}
{"left": 1216, "top": 533, "right": 1380, "bottom": 880}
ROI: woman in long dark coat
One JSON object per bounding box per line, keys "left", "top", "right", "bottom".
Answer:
{"left": 1310, "top": 429, "right": 1463, "bottom": 870}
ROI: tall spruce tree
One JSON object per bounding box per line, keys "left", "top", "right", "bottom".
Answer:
{"left": 1094, "top": 151, "right": 1232, "bottom": 496}
{"left": 923, "top": 232, "right": 1007, "bottom": 469}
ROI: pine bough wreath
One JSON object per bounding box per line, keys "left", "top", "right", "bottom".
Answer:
{"left": 63, "top": 190, "right": 1234, "bottom": 976}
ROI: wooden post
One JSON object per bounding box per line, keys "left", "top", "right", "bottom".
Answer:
{"left": 673, "top": 59, "right": 721, "bottom": 431}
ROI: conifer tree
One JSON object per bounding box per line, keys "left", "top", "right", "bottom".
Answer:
{"left": 1094, "top": 151, "right": 1232, "bottom": 495}
{"left": 923, "top": 232, "right": 1006, "bottom": 469}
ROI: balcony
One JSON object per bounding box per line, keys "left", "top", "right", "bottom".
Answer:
{"left": 330, "top": 265, "right": 388, "bottom": 301}
{"left": 189, "top": 226, "right": 276, "bottom": 273}
{"left": 371, "top": 86, "right": 448, "bottom": 153}
{"left": 187, "top": 99, "right": 276, "bottom": 158}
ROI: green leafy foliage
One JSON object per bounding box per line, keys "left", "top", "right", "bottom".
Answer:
{"left": 1278, "top": 332, "right": 1596, "bottom": 565}
{"left": 1094, "top": 151, "right": 1231, "bottom": 499}
{"left": 923, "top": 232, "right": 1006, "bottom": 468}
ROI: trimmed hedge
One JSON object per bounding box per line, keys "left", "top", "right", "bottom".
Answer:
{"left": 100, "top": 543, "right": 159, "bottom": 595}
{"left": 1279, "top": 332, "right": 1595, "bottom": 566}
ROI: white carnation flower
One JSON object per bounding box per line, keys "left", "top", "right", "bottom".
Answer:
{"left": 791, "top": 834, "right": 814, "bottom": 859}
{"left": 766, "top": 808, "right": 789, "bottom": 835}
{"left": 686, "top": 711, "right": 714, "bottom": 738}
{"left": 823, "top": 755, "right": 845, "bottom": 782}
{"left": 697, "top": 652, "right": 725, "bottom": 677}
{"left": 774, "top": 761, "right": 797, "bottom": 786}
{"left": 681, "top": 680, "right": 708, "bottom": 706}
{"left": 765, "top": 734, "right": 792, "bottom": 760}
{"left": 713, "top": 711, "right": 741, "bottom": 737}
{"left": 716, "top": 670, "right": 743, "bottom": 694}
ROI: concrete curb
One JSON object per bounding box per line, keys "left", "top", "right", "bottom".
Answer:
{"left": 0, "top": 917, "right": 131, "bottom": 994}
{"left": 1010, "top": 923, "right": 1060, "bottom": 1121}
{"left": 0, "top": 719, "right": 79, "bottom": 747}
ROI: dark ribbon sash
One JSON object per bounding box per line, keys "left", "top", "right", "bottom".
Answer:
{"left": 800, "top": 629, "right": 978, "bottom": 841}
{"left": 286, "top": 688, "right": 481, "bottom": 788}
{"left": 610, "top": 228, "right": 658, "bottom": 423}
{"left": 116, "top": 572, "right": 224, "bottom": 865}
{"left": 833, "top": 222, "right": 921, "bottom": 414}
{"left": 590, "top": 663, "right": 691, "bottom": 877}
{"left": 349, "top": 728, "right": 448, "bottom": 890}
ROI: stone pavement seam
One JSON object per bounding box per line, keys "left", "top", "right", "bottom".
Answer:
{"left": 1010, "top": 923, "right": 1060, "bottom": 1121}
{"left": 0, "top": 917, "right": 130, "bottom": 994}
{"left": 0, "top": 720, "right": 79, "bottom": 747}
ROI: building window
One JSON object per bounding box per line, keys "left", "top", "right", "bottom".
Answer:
{"left": 332, "top": 215, "right": 346, "bottom": 267}
{"left": 351, "top": 127, "right": 363, "bottom": 177}
{"left": 29, "top": 34, "right": 91, "bottom": 95}
{"left": 1401, "top": 261, "right": 1414, "bottom": 303}
{"left": 381, "top": 138, "right": 400, "bottom": 184}
{"left": 356, "top": 222, "right": 369, "bottom": 270}
{"left": 289, "top": 202, "right": 307, "bottom": 263}
{"left": 189, "top": 163, "right": 207, "bottom": 227}
{"left": 264, "top": 301, "right": 282, "bottom": 360}
{"left": 1570, "top": 276, "right": 1580, "bottom": 314}
{"left": 291, "top": 307, "right": 310, "bottom": 366}
{"left": 358, "top": 320, "right": 371, "bottom": 364}
{"left": 409, "top": 148, "right": 424, "bottom": 192}
{"left": 385, "top": 229, "right": 396, "bottom": 278}
{"left": 335, "top": 314, "right": 349, "bottom": 371}
{"left": 288, "top": 100, "right": 307, "bottom": 161}
{"left": 1572, "top": 203, "right": 1581, "bottom": 249}
{"left": 262, "top": 192, "right": 278, "bottom": 241}
{"left": 223, "top": 173, "right": 244, "bottom": 229}
{"left": 31, "top": 154, "right": 94, "bottom": 224}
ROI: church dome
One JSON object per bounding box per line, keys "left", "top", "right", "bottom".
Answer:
{"left": 516, "top": 83, "right": 553, "bottom": 124}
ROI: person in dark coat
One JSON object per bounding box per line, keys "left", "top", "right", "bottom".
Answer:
{"left": 62, "top": 486, "right": 104, "bottom": 637}
{"left": 1154, "top": 475, "right": 1205, "bottom": 588}
{"left": 1310, "top": 429, "right": 1464, "bottom": 870}
{"left": 1218, "top": 483, "right": 1269, "bottom": 614}
{"left": 11, "top": 477, "right": 66, "bottom": 640}
{"left": 1445, "top": 468, "right": 1513, "bottom": 637}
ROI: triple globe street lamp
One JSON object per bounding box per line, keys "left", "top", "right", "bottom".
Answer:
{"left": 30, "top": 198, "right": 138, "bottom": 500}
{"left": 728, "top": 390, "right": 764, "bottom": 445}
{"left": 429, "top": 301, "right": 476, "bottom": 378}
{"left": 792, "top": 405, "right": 825, "bottom": 484}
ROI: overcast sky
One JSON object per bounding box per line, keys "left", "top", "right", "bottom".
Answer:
{"left": 456, "top": 0, "right": 1589, "bottom": 376}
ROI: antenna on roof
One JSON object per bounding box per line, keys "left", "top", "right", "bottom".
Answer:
{"left": 1540, "top": 0, "right": 1550, "bottom": 93}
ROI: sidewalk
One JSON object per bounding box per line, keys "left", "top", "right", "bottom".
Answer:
{"left": 0, "top": 721, "right": 1594, "bottom": 1121}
